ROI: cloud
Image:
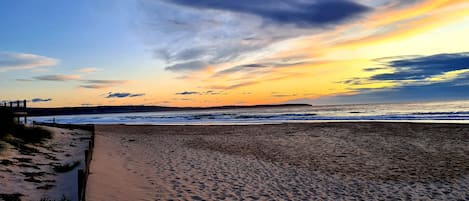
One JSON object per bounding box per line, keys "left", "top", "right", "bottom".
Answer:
{"left": 33, "top": 74, "right": 81, "bottom": 81}
{"left": 83, "top": 80, "right": 128, "bottom": 84}
{"left": 16, "top": 79, "right": 34, "bottom": 82}
{"left": 78, "top": 67, "right": 102, "bottom": 73}
{"left": 307, "top": 78, "right": 469, "bottom": 105}
{"left": 139, "top": 0, "right": 370, "bottom": 73}
{"left": 80, "top": 80, "right": 128, "bottom": 89}
{"left": 166, "top": 0, "right": 370, "bottom": 27}
{"left": 106, "top": 92, "right": 146, "bottom": 98}
{"left": 213, "top": 58, "right": 312, "bottom": 77}
{"left": 175, "top": 90, "right": 222, "bottom": 95}
{"left": 79, "top": 85, "right": 109, "bottom": 89}
{"left": 370, "top": 52, "right": 469, "bottom": 81}
{"left": 204, "top": 90, "right": 221, "bottom": 95}
{"left": 301, "top": 52, "right": 469, "bottom": 104}
{"left": 16, "top": 76, "right": 128, "bottom": 89}
{"left": 165, "top": 61, "right": 207, "bottom": 72}
{"left": 0, "top": 52, "right": 59, "bottom": 72}
{"left": 175, "top": 91, "right": 199, "bottom": 95}
{"left": 31, "top": 98, "right": 52, "bottom": 103}
{"left": 209, "top": 80, "right": 260, "bottom": 90}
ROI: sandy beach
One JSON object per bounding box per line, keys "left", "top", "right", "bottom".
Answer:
{"left": 0, "top": 126, "right": 92, "bottom": 201}
{"left": 86, "top": 123, "right": 469, "bottom": 200}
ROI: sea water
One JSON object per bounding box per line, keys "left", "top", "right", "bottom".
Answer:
{"left": 31, "top": 100, "right": 469, "bottom": 125}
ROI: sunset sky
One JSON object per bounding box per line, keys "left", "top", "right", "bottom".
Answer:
{"left": 1, "top": 0, "right": 469, "bottom": 107}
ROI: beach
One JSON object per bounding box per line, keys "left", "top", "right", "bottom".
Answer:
{"left": 86, "top": 123, "right": 469, "bottom": 200}
{"left": 0, "top": 126, "right": 92, "bottom": 201}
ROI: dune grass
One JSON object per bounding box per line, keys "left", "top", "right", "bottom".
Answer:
{"left": 13, "top": 126, "right": 52, "bottom": 144}
{"left": 0, "top": 108, "right": 52, "bottom": 154}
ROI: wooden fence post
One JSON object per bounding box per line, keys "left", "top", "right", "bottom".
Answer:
{"left": 85, "top": 150, "right": 89, "bottom": 170}
{"left": 78, "top": 169, "right": 84, "bottom": 200}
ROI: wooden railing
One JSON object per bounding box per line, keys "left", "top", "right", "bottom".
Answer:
{"left": 78, "top": 125, "right": 95, "bottom": 201}
{"left": 2, "top": 100, "right": 28, "bottom": 124}
{"left": 1, "top": 100, "right": 27, "bottom": 110}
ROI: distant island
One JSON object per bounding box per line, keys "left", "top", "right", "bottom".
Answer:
{"left": 26, "top": 104, "right": 311, "bottom": 116}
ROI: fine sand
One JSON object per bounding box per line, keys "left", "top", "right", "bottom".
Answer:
{"left": 86, "top": 123, "right": 469, "bottom": 200}
{"left": 0, "top": 126, "right": 91, "bottom": 201}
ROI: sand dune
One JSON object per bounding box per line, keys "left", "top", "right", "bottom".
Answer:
{"left": 86, "top": 123, "right": 469, "bottom": 200}
{"left": 0, "top": 126, "right": 91, "bottom": 201}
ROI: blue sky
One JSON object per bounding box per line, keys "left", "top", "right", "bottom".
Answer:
{"left": 1, "top": 0, "right": 469, "bottom": 107}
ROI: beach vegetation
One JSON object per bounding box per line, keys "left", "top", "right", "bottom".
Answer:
{"left": 0, "top": 108, "right": 52, "bottom": 153}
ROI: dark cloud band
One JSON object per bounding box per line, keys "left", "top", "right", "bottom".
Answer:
{"left": 167, "top": 0, "right": 370, "bottom": 27}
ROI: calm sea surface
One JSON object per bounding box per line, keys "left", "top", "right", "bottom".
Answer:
{"left": 31, "top": 100, "right": 469, "bottom": 125}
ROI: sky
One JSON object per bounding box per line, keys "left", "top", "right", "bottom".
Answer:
{"left": 1, "top": 0, "right": 469, "bottom": 107}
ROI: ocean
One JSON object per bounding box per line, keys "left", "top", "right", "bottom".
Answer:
{"left": 31, "top": 100, "right": 469, "bottom": 125}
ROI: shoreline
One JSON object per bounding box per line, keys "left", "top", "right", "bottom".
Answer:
{"left": 30, "top": 120, "right": 469, "bottom": 126}
{"left": 86, "top": 122, "right": 469, "bottom": 200}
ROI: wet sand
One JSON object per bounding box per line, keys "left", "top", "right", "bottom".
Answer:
{"left": 86, "top": 123, "right": 469, "bottom": 200}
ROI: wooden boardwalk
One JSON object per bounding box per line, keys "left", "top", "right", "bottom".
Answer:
{"left": 1, "top": 100, "right": 28, "bottom": 124}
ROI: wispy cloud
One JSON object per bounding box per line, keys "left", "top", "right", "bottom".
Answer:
{"left": 83, "top": 80, "right": 128, "bottom": 84}
{"left": 212, "top": 58, "right": 316, "bottom": 78}
{"left": 77, "top": 67, "right": 102, "bottom": 74}
{"left": 16, "top": 79, "right": 34, "bottom": 82}
{"left": 80, "top": 80, "right": 128, "bottom": 89}
{"left": 0, "top": 52, "right": 58, "bottom": 72}
{"left": 33, "top": 74, "right": 81, "bottom": 81}
{"left": 17, "top": 75, "right": 129, "bottom": 89}
{"left": 209, "top": 80, "right": 259, "bottom": 90}
{"left": 175, "top": 90, "right": 222, "bottom": 95}
{"left": 139, "top": 0, "right": 370, "bottom": 74}
{"left": 106, "top": 92, "right": 145, "bottom": 98}
{"left": 166, "top": 61, "right": 207, "bottom": 72}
